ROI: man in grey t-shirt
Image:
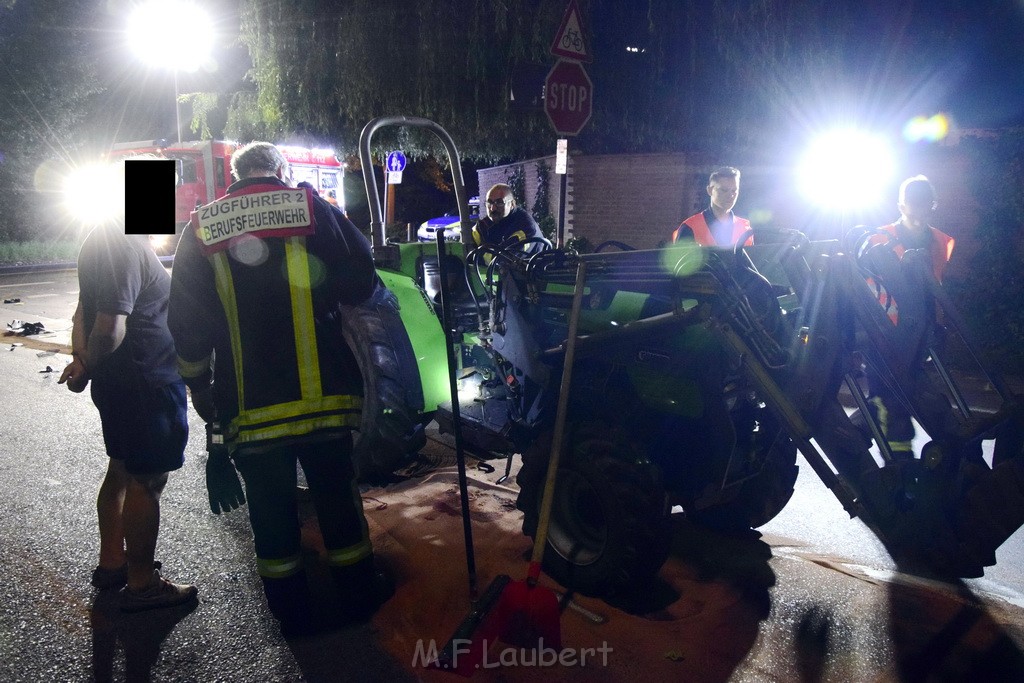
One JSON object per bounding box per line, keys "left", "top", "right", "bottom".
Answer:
{"left": 60, "top": 219, "right": 197, "bottom": 613}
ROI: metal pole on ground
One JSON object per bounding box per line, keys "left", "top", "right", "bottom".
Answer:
{"left": 435, "top": 232, "right": 478, "bottom": 599}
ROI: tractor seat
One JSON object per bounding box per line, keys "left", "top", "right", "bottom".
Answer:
{"left": 419, "top": 255, "right": 487, "bottom": 330}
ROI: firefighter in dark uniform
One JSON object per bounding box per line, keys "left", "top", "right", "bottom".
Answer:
{"left": 168, "top": 141, "right": 387, "bottom": 635}
{"left": 671, "top": 166, "right": 753, "bottom": 247}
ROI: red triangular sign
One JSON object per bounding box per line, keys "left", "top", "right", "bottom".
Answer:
{"left": 550, "top": 0, "right": 592, "bottom": 63}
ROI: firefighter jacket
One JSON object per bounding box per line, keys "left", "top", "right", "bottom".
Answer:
{"left": 868, "top": 221, "right": 954, "bottom": 282}
{"left": 168, "top": 177, "right": 375, "bottom": 447}
{"left": 671, "top": 209, "right": 752, "bottom": 247}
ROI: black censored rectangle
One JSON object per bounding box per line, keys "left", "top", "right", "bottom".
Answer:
{"left": 124, "top": 159, "right": 176, "bottom": 235}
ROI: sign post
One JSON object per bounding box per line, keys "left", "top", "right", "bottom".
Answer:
{"left": 545, "top": 59, "right": 592, "bottom": 248}
{"left": 554, "top": 140, "right": 568, "bottom": 249}
{"left": 383, "top": 150, "right": 406, "bottom": 230}
{"left": 547, "top": 0, "right": 593, "bottom": 249}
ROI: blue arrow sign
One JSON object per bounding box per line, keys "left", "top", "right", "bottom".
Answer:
{"left": 386, "top": 151, "right": 407, "bottom": 173}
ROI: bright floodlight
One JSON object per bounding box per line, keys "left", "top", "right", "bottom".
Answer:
{"left": 127, "top": 1, "right": 213, "bottom": 72}
{"left": 797, "top": 130, "right": 894, "bottom": 210}
{"left": 63, "top": 162, "right": 125, "bottom": 225}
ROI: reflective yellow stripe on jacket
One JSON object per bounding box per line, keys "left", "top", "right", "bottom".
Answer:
{"left": 211, "top": 237, "right": 361, "bottom": 444}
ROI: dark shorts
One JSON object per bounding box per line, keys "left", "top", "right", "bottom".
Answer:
{"left": 91, "top": 377, "right": 188, "bottom": 475}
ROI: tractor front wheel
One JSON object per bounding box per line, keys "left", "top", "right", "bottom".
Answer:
{"left": 517, "top": 422, "right": 671, "bottom": 597}
{"left": 684, "top": 401, "right": 799, "bottom": 531}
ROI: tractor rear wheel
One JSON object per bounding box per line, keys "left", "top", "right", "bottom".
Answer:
{"left": 517, "top": 422, "right": 671, "bottom": 597}
{"left": 341, "top": 284, "right": 426, "bottom": 482}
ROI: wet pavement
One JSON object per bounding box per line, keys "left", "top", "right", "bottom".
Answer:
{"left": 2, "top": 297, "right": 1024, "bottom": 681}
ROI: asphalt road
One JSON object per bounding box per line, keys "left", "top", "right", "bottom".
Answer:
{"left": 2, "top": 269, "right": 1024, "bottom": 681}
{"left": 0, "top": 267, "right": 80, "bottom": 324}
{"left": 0, "top": 270, "right": 410, "bottom": 681}
{"left": 0, "top": 344, "right": 419, "bottom": 682}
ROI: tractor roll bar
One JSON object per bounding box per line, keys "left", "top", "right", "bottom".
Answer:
{"left": 357, "top": 116, "right": 472, "bottom": 251}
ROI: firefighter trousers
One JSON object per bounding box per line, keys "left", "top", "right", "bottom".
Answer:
{"left": 234, "top": 433, "right": 373, "bottom": 586}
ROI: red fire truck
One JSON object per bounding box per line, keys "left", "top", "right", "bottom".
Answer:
{"left": 108, "top": 139, "right": 346, "bottom": 237}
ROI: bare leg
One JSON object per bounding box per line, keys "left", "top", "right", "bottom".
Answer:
{"left": 123, "top": 471, "right": 168, "bottom": 591}
{"left": 97, "top": 459, "right": 128, "bottom": 569}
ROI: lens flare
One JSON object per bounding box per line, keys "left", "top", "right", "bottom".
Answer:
{"left": 902, "top": 114, "right": 950, "bottom": 143}
{"left": 660, "top": 242, "right": 706, "bottom": 277}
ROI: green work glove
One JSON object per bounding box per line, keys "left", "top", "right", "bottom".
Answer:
{"left": 205, "top": 422, "right": 246, "bottom": 514}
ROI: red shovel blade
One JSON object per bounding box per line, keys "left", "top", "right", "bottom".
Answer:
{"left": 497, "top": 563, "right": 562, "bottom": 650}
{"left": 429, "top": 575, "right": 510, "bottom": 677}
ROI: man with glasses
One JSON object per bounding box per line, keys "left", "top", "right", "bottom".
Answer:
{"left": 472, "top": 183, "right": 550, "bottom": 255}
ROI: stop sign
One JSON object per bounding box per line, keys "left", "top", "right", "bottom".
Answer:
{"left": 544, "top": 59, "right": 593, "bottom": 137}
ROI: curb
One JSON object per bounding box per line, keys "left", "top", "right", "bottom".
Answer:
{"left": 0, "top": 261, "right": 77, "bottom": 276}
{"left": 0, "top": 255, "right": 172, "bottom": 276}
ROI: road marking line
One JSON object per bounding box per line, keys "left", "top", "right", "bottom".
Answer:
{"left": 0, "top": 281, "right": 54, "bottom": 287}
{"left": 25, "top": 294, "right": 57, "bottom": 299}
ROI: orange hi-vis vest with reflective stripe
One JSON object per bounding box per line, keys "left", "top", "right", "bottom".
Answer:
{"left": 868, "top": 222, "right": 954, "bottom": 282}
{"left": 863, "top": 222, "right": 955, "bottom": 325}
{"left": 671, "top": 211, "right": 752, "bottom": 247}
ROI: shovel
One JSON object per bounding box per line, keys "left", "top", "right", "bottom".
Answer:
{"left": 429, "top": 233, "right": 512, "bottom": 676}
{"left": 433, "top": 232, "right": 483, "bottom": 599}
{"left": 497, "top": 258, "right": 588, "bottom": 650}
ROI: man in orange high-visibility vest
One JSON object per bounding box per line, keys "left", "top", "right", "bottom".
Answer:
{"left": 671, "top": 166, "right": 753, "bottom": 247}
{"left": 864, "top": 175, "right": 955, "bottom": 458}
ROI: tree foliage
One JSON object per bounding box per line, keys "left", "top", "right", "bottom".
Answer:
{"left": 506, "top": 165, "right": 527, "bottom": 209}
{"left": 224, "top": 0, "right": 777, "bottom": 162}
{"left": 229, "top": 0, "right": 561, "bottom": 161}
{"left": 183, "top": 92, "right": 221, "bottom": 141}
{"left": 532, "top": 160, "right": 554, "bottom": 239}
{"left": 0, "top": 0, "right": 103, "bottom": 240}
{"left": 224, "top": 1, "right": 993, "bottom": 164}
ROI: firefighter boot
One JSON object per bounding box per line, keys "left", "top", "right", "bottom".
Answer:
{"left": 261, "top": 572, "right": 316, "bottom": 637}
{"left": 330, "top": 557, "right": 395, "bottom": 623}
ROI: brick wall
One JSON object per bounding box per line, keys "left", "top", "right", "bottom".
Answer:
{"left": 478, "top": 148, "right": 980, "bottom": 254}
{"left": 479, "top": 152, "right": 695, "bottom": 250}
{"left": 478, "top": 156, "right": 560, "bottom": 226}
{"left": 570, "top": 153, "right": 693, "bottom": 249}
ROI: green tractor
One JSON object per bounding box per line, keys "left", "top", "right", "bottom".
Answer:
{"left": 345, "top": 117, "right": 1024, "bottom": 597}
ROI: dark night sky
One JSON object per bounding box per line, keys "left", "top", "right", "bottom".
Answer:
{"left": 949, "top": 8, "right": 1024, "bottom": 127}
{"left": 854, "top": 1, "right": 1024, "bottom": 128}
